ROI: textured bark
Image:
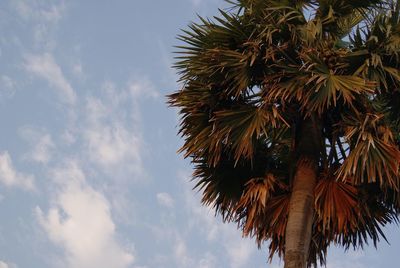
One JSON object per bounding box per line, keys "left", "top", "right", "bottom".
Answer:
{"left": 284, "top": 117, "right": 321, "bottom": 268}
{"left": 284, "top": 159, "right": 317, "bottom": 268}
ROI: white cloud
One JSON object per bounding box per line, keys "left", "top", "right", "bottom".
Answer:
{"left": 174, "top": 236, "right": 192, "bottom": 267}
{"left": 0, "top": 75, "right": 14, "bottom": 89}
{"left": 198, "top": 253, "right": 217, "bottom": 268}
{"left": 85, "top": 104, "right": 142, "bottom": 171}
{"left": 0, "top": 151, "right": 35, "bottom": 190}
{"left": 157, "top": 192, "right": 175, "bottom": 208}
{"left": 191, "top": 0, "right": 203, "bottom": 7}
{"left": 24, "top": 53, "right": 76, "bottom": 104}
{"left": 14, "top": 0, "right": 64, "bottom": 23}
{"left": 85, "top": 121, "right": 141, "bottom": 169}
{"left": 19, "top": 127, "right": 55, "bottom": 164}
{"left": 224, "top": 235, "right": 254, "bottom": 268}
{"left": 0, "top": 261, "right": 16, "bottom": 268}
{"left": 188, "top": 0, "right": 219, "bottom": 8}
{"left": 31, "top": 134, "right": 54, "bottom": 163}
{"left": 0, "top": 261, "right": 8, "bottom": 268}
{"left": 12, "top": 0, "right": 66, "bottom": 49}
{"left": 128, "top": 78, "right": 159, "bottom": 99}
{"left": 36, "top": 161, "right": 134, "bottom": 268}
{"left": 173, "top": 235, "right": 217, "bottom": 268}
{"left": 83, "top": 81, "right": 147, "bottom": 177}
{"left": 0, "top": 75, "right": 15, "bottom": 98}
{"left": 72, "top": 62, "right": 84, "bottom": 78}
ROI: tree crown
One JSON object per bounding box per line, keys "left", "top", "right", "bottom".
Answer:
{"left": 169, "top": 0, "right": 400, "bottom": 266}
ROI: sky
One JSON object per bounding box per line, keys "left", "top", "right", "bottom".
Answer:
{"left": 0, "top": 1, "right": 399, "bottom": 268}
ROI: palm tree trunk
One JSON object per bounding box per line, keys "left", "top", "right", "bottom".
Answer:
{"left": 284, "top": 158, "right": 317, "bottom": 268}
{"left": 284, "top": 117, "right": 320, "bottom": 268}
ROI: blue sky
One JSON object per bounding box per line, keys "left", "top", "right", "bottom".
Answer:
{"left": 0, "top": 1, "right": 399, "bottom": 268}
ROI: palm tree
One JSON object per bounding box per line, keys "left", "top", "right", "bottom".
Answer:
{"left": 168, "top": 0, "right": 400, "bottom": 267}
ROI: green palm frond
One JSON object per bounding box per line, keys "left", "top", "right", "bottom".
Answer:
{"left": 212, "top": 104, "right": 288, "bottom": 162}
{"left": 308, "top": 74, "right": 375, "bottom": 113}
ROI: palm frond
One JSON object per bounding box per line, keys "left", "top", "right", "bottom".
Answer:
{"left": 315, "top": 177, "right": 359, "bottom": 234}
{"left": 337, "top": 113, "right": 400, "bottom": 189}
{"left": 212, "top": 104, "right": 288, "bottom": 162}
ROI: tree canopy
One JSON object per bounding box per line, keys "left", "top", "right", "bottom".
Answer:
{"left": 168, "top": 0, "right": 400, "bottom": 266}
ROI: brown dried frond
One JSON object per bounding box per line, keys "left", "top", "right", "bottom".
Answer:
{"left": 315, "top": 176, "right": 359, "bottom": 234}
{"left": 234, "top": 174, "right": 277, "bottom": 235}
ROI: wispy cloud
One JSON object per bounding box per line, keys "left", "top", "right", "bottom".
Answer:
{"left": 188, "top": 205, "right": 256, "bottom": 268}
{"left": 224, "top": 235, "right": 255, "bottom": 268}
{"left": 173, "top": 234, "right": 218, "bottom": 268}
{"left": 0, "top": 151, "right": 35, "bottom": 191}
{"left": 128, "top": 78, "right": 159, "bottom": 100}
{"left": 36, "top": 161, "right": 134, "bottom": 268}
{"left": 187, "top": 0, "right": 220, "bottom": 9}
{"left": 30, "top": 134, "right": 54, "bottom": 164}
{"left": 82, "top": 79, "right": 157, "bottom": 179}
{"left": 156, "top": 192, "right": 175, "bottom": 209}
{"left": 76, "top": 79, "right": 155, "bottom": 226}
{"left": 174, "top": 236, "right": 193, "bottom": 267}
{"left": 0, "top": 75, "right": 15, "bottom": 99}
{"left": 24, "top": 53, "right": 76, "bottom": 104}
{"left": 191, "top": 0, "right": 203, "bottom": 7}
{"left": 19, "top": 127, "right": 55, "bottom": 164}
{"left": 84, "top": 116, "right": 140, "bottom": 169}
{"left": 71, "top": 62, "right": 84, "bottom": 79}
{"left": 13, "top": 0, "right": 65, "bottom": 23}
{"left": 12, "top": 0, "right": 66, "bottom": 49}
{"left": 84, "top": 96, "right": 142, "bottom": 174}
